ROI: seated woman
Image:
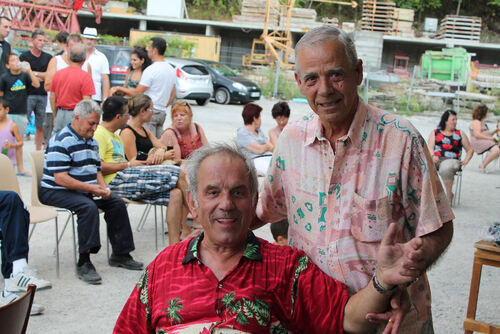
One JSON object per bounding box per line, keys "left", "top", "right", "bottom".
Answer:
{"left": 160, "top": 100, "right": 209, "bottom": 243}
{"left": 268, "top": 101, "right": 290, "bottom": 148}
{"left": 236, "top": 103, "right": 273, "bottom": 175}
{"left": 427, "top": 109, "right": 473, "bottom": 203}
{"left": 120, "top": 93, "right": 177, "bottom": 164}
{"left": 95, "top": 96, "right": 181, "bottom": 208}
{"left": 160, "top": 100, "right": 208, "bottom": 161}
{"left": 469, "top": 104, "right": 500, "bottom": 173}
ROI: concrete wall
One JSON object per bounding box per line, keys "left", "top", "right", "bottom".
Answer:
{"left": 354, "top": 31, "right": 384, "bottom": 72}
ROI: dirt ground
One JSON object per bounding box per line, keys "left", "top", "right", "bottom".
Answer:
{"left": 5, "top": 98, "right": 499, "bottom": 333}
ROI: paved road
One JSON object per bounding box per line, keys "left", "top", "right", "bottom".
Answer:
{"left": 10, "top": 98, "right": 500, "bottom": 333}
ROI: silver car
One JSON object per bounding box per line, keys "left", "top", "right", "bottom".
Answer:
{"left": 165, "top": 58, "right": 214, "bottom": 106}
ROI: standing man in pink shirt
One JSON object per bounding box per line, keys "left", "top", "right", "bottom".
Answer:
{"left": 256, "top": 26, "right": 454, "bottom": 333}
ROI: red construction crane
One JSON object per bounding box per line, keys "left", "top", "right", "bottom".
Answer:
{"left": 0, "top": 0, "right": 108, "bottom": 33}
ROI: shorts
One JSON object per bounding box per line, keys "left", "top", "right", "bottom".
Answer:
{"left": 7, "top": 114, "right": 27, "bottom": 137}
{"left": 144, "top": 109, "right": 166, "bottom": 138}
{"left": 43, "top": 113, "right": 54, "bottom": 144}
{"left": 436, "top": 159, "right": 461, "bottom": 181}
{"left": 27, "top": 95, "right": 47, "bottom": 128}
{"left": 53, "top": 109, "right": 74, "bottom": 135}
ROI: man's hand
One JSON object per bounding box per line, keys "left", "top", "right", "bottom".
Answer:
{"left": 89, "top": 184, "right": 110, "bottom": 199}
{"left": 376, "top": 223, "right": 424, "bottom": 288}
{"left": 365, "top": 288, "right": 411, "bottom": 334}
{"left": 432, "top": 156, "right": 439, "bottom": 164}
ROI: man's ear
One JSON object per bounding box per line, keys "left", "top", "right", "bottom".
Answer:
{"left": 186, "top": 191, "right": 198, "bottom": 219}
{"left": 355, "top": 59, "right": 364, "bottom": 86}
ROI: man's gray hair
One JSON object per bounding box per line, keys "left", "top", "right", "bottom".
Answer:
{"left": 184, "top": 143, "right": 259, "bottom": 206}
{"left": 74, "top": 100, "right": 102, "bottom": 119}
{"left": 69, "top": 43, "right": 86, "bottom": 63}
{"left": 295, "top": 26, "right": 358, "bottom": 75}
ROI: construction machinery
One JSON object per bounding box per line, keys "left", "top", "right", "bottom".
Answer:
{"left": 242, "top": 0, "right": 357, "bottom": 69}
{"left": 0, "top": 0, "right": 107, "bottom": 34}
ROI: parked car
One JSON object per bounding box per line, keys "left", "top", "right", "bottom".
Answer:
{"left": 165, "top": 58, "right": 213, "bottom": 106}
{"left": 95, "top": 45, "right": 131, "bottom": 87}
{"left": 190, "top": 59, "right": 261, "bottom": 105}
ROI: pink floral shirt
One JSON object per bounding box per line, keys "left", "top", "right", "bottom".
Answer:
{"left": 257, "top": 100, "right": 454, "bottom": 332}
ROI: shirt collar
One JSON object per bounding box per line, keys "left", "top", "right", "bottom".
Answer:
{"left": 304, "top": 97, "right": 368, "bottom": 149}
{"left": 67, "top": 125, "right": 93, "bottom": 144}
{"left": 182, "top": 230, "right": 262, "bottom": 265}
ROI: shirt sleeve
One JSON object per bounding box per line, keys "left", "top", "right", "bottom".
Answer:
{"left": 24, "top": 72, "right": 32, "bottom": 87}
{"left": 236, "top": 127, "right": 255, "bottom": 150}
{"left": 256, "top": 130, "right": 289, "bottom": 223}
{"left": 49, "top": 72, "right": 59, "bottom": 93}
{"left": 400, "top": 130, "right": 455, "bottom": 238}
{"left": 273, "top": 250, "right": 350, "bottom": 333}
{"left": 138, "top": 67, "right": 152, "bottom": 88}
{"left": 101, "top": 54, "right": 110, "bottom": 75}
{"left": 45, "top": 138, "right": 71, "bottom": 173}
{"left": 93, "top": 129, "right": 107, "bottom": 160}
{"left": 113, "top": 267, "right": 154, "bottom": 334}
{"left": 81, "top": 73, "right": 96, "bottom": 97}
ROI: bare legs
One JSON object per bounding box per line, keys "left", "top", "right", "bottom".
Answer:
{"left": 442, "top": 179, "right": 454, "bottom": 204}
{"left": 480, "top": 146, "right": 500, "bottom": 173}
{"left": 35, "top": 126, "right": 43, "bottom": 151}
{"left": 166, "top": 188, "right": 184, "bottom": 245}
{"left": 15, "top": 145, "right": 26, "bottom": 174}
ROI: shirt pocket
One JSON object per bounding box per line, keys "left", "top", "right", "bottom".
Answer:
{"left": 350, "top": 192, "right": 392, "bottom": 242}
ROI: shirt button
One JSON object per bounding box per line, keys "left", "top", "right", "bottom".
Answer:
{"left": 218, "top": 283, "right": 222, "bottom": 289}
{"left": 216, "top": 309, "right": 221, "bottom": 315}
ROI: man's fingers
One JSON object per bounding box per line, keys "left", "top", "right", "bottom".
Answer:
{"left": 381, "top": 223, "right": 398, "bottom": 246}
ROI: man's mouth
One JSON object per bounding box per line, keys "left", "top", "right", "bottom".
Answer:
{"left": 215, "top": 217, "right": 238, "bottom": 225}
{"left": 318, "top": 99, "right": 341, "bottom": 108}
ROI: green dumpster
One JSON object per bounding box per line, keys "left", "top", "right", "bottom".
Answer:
{"left": 420, "top": 48, "right": 470, "bottom": 85}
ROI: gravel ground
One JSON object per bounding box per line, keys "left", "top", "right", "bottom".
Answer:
{"left": 5, "top": 98, "right": 499, "bottom": 333}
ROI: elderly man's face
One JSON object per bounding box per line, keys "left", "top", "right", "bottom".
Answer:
{"left": 294, "top": 39, "right": 363, "bottom": 129}
{"left": 74, "top": 112, "right": 100, "bottom": 139}
{"left": 82, "top": 37, "right": 96, "bottom": 52}
{"left": 188, "top": 153, "right": 255, "bottom": 249}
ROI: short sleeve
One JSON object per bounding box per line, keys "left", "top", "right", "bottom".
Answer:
{"left": 256, "top": 131, "right": 288, "bottom": 223}
{"left": 93, "top": 129, "right": 107, "bottom": 160}
{"left": 81, "top": 73, "right": 96, "bottom": 97}
{"left": 49, "top": 72, "right": 59, "bottom": 92}
{"left": 45, "top": 139, "right": 71, "bottom": 173}
{"left": 236, "top": 127, "right": 255, "bottom": 150}
{"left": 273, "top": 250, "right": 349, "bottom": 333}
{"left": 401, "top": 132, "right": 454, "bottom": 237}
{"left": 113, "top": 267, "right": 154, "bottom": 334}
{"left": 100, "top": 54, "right": 110, "bottom": 75}
{"left": 138, "top": 67, "right": 152, "bottom": 88}
{"left": 24, "top": 72, "right": 32, "bottom": 87}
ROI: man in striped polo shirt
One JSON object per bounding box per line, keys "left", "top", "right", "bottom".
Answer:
{"left": 40, "top": 100, "right": 142, "bottom": 284}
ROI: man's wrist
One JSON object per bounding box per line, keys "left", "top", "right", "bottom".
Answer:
{"left": 372, "top": 272, "right": 398, "bottom": 295}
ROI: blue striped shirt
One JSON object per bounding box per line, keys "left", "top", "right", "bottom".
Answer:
{"left": 41, "top": 125, "right": 101, "bottom": 190}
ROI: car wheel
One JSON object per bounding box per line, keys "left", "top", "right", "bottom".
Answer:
{"left": 196, "top": 98, "right": 209, "bottom": 106}
{"left": 215, "top": 87, "right": 230, "bottom": 104}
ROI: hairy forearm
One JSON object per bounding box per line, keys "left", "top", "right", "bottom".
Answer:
{"left": 421, "top": 221, "right": 453, "bottom": 269}
{"left": 101, "top": 161, "right": 128, "bottom": 175}
{"left": 54, "top": 173, "right": 94, "bottom": 193}
{"left": 343, "top": 283, "right": 391, "bottom": 333}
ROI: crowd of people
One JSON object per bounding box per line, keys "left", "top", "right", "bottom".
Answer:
{"left": 0, "top": 16, "right": 498, "bottom": 332}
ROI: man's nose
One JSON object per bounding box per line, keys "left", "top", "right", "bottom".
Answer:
{"left": 318, "top": 75, "right": 335, "bottom": 96}
{"left": 218, "top": 191, "right": 235, "bottom": 210}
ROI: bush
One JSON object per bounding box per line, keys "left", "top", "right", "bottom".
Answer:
{"left": 254, "top": 67, "right": 303, "bottom": 100}
{"left": 133, "top": 35, "right": 196, "bottom": 57}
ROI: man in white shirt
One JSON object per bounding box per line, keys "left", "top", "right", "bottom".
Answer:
{"left": 110, "top": 37, "right": 176, "bottom": 137}
{"left": 82, "top": 27, "right": 110, "bottom": 104}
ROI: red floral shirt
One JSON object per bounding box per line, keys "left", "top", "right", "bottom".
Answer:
{"left": 114, "top": 232, "right": 349, "bottom": 334}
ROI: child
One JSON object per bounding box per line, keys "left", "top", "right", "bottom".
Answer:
{"left": 0, "top": 53, "right": 39, "bottom": 175}
{"left": 0, "top": 97, "right": 23, "bottom": 167}
{"left": 270, "top": 218, "right": 289, "bottom": 246}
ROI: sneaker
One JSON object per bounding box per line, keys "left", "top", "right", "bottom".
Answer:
{"left": 109, "top": 254, "right": 143, "bottom": 271}
{"left": 6, "top": 271, "right": 52, "bottom": 293}
{"left": 0, "top": 292, "right": 45, "bottom": 315}
{"left": 76, "top": 262, "right": 102, "bottom": 285}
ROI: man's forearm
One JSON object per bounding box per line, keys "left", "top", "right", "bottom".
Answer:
{"left": 54, "top": 172, "right": 94, "bottom": 193}
{"left": 101, "top": 161, "right": 128, "bottom": 176}
{"left": 343, "top": 282, "right": 392, "bottom": 333}
{"left": 421, "top": 221, "right": 453, "bottom": 269}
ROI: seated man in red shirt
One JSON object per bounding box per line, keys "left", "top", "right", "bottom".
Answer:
{"left": 114, "top": 143, "right": 421, "bottom": 334}
{"left": 50, "top": 42, "right": 95, "bottom": 135}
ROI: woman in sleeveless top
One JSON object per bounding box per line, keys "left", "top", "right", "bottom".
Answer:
{"left": 427, "top": 110, "right": 473, "bottom": 203}
{"left": 120, "top": 94, "right": 178, "bottom": 164}
{"left": 161, "top": 100, "right": 208, "bottom": 160}
{"left": 469, "top": 104, "right": 500, "bottom": 173}
{"left": 268, "top": 101, "right": 290, "bottom": 148}
{"left": 123, "top": 47, "right": 151, "bottom": 90}
{"left": 0, "top": 98, "right": 23, "bottom": 169}
{"left": 160, "top": 100, "right": 208, "bottom": 243}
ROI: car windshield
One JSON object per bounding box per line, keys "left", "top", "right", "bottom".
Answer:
{"left": 209, "top": 63, "right": 238, "bottom": 77}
